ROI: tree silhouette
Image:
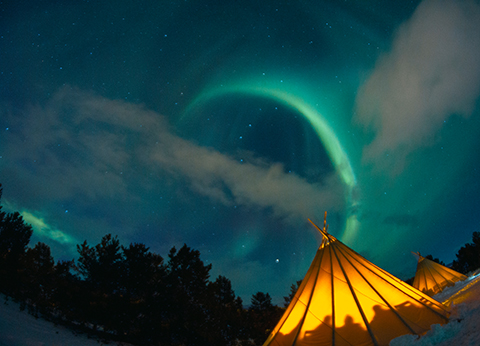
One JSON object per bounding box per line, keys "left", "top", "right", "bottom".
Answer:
{"left": 51, "top": 259, "right": 80, "bottom": 322}
{"left": 77, "top": 234, "right": 122, "bottom": 294}
{"left": 121, "top": 242, "right": 165, "bottom": 299}
{"left": 452, "top": 231, "right": 480, "bottom": 274}
{"left": 249, "top": 292, "right": 283, "bottom": 345}
{"left": 166, "top": 244, "right": 212, "bottom": 345}
{"left": 22, "top": 242, "right": 55, "bottom": 315}
{"left": 120, "top": 242, "right": 166, "bottom": 341}
{"left": 284, "top": 279, "right": 302, "bottom": 307}
{"left": 0, "top": 210, "right": 33, "bottom": 296}
{"left": 76, "top": 234, "right": 123, "bottom": 331}
{"left": 205, "top": 275, "right": 245, "bottom": 345}
{"left": 0, "top": 182, "right": 300, "bottom": 345}
{"left": 425, "top": 254, "right": 445, "bottom": 265}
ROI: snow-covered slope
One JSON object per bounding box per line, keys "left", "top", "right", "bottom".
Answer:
{"left": 392, "top": 272, "right": 480, "bottom": 346}
{"left": 0, "top": 294, "right": 128, "bottom": 346}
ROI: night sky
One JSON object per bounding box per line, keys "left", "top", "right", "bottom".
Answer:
{"left": 2, "top": 0, "right": 480, "bottom": 305}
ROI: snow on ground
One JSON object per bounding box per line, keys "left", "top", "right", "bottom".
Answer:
{"left": 1, "top": 273, "right": 480, "bottom": 346}
{"left": 391, "top": 271, "right": 480, "bottom": 346}
{"left": 0, "top": 294, "right": 130, "bottom": 346}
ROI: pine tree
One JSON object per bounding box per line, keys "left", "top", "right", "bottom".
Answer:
{"left": 205, "top": 275, "right": 245, "bottom": 345}
{"left": 249, "top": 292, "right": 283, "bottom": 345}
{"left": 23, "top": 242, "right": 55, "bottom": 315}
{"left": 0, "top": 210, "right": 33, "bottom": 297}
{"left": 76, "top": 234, "right": 123, "bottom": 331}
{"left": 166, "top": 244, "right": 212, "bottom": 345}
{"left": 283, "top": 280, "right": 302, "bottom": 307}
{"left": 452, "top": 232, "right": 480, "bottom": 274}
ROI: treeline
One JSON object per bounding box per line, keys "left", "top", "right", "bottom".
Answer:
{"left": 420, "top": 231, "right": 480, "bottom": 275}
{"left": 0, "top": 184, "right": 283, "bottom": 346}
{"left": 2, "top": 181, "right": 480, "bottom": 345}
{"left": 451, "top": 231, "right": 480, "bottom": 274}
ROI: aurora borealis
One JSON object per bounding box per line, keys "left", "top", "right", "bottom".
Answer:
{"left": 1, "top": 0, "right": 480, "bottom": 304}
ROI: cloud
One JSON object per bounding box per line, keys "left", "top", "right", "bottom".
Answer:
{"left": 148, "top": 136, "right": 344, "bottom": 221}
{"left": 355, "top": 0, "right": 480, "bottom": 171}
{"left": 1, "top": 86, "right": 343, "bottom": 227}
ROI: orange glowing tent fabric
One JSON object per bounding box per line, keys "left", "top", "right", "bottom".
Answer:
{"left": 411, "top": 252, "right": 467, "bottom": 297}
{"left": 263, "top": 214, "right": 450, "bottom": 346}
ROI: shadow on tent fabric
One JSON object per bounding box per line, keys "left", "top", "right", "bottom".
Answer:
{"left": 272, "top": 300, "right": 445, "bottom": 346}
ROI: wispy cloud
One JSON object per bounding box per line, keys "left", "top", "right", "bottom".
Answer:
{"left": 148, "top": 133, "right": 343, "bottom": 221}
{"left": 2, "top": 86, "right": 343, "bottom": 229}
{"left": 355, "top": 0, "right": 480, "bottom": 172}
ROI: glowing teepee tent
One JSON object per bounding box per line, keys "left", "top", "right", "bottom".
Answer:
{"left": 263, "top": 213, "right": 450, "bottom": 346}
{"left": 411, "top": 252, "right": 467, "bottom": 297}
